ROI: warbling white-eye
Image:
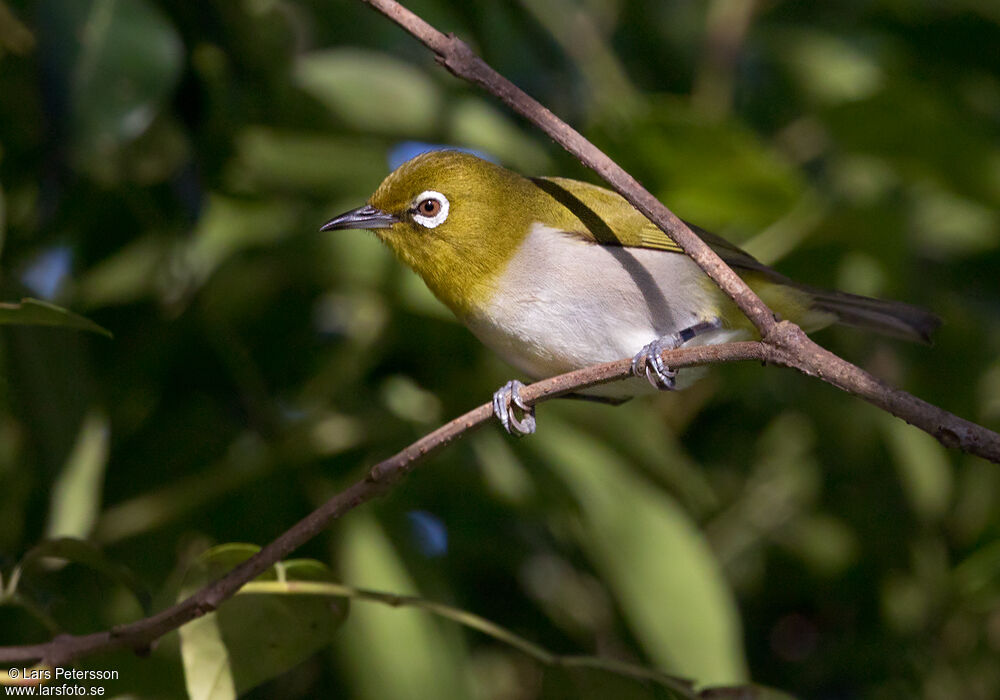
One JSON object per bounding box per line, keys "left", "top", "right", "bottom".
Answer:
{"left": 322, "top": 150, "right": 938, "bottom": 436}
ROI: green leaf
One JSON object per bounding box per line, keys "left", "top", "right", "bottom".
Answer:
{"left": 335, "top": 514, "right": 472, "bottom": 700}
{"left": 295, "top": 48, "right": 441, "bottom": 135}
{"left": 448, "top": 97, "right": 551, "bottom": 173}
{"left": 228, "top": 128, "right": 388, "bottom": 194}
{"left": 45, "top": 410, "right": 110, "bottom": 540}
{"left": 532, "top": 418, "right": 748, "bottom": 686}
{"left": 40, "top": 0, "right": 182, "bottom": 150}
{"left": 0, "top": 1, "right": 36, "bottom": 55}
{"left": 14, "top": 538, "right": 151, "bottom": 614}
{"left": 180, "top": 607, "right": 236, "bottom": 700}
{"left": 178, "top": 544, "right": 348, "bottom": 700}
{"left": 591, "top": 98, "right": 806, "bottom": 235}
{"left": 0, "top": 298, "right": 112, "bottom": 337}
{"left": 772, "top": 29, "right": 883, "bottom": 105}
{"left": 882, "top": 414, "right": 953, "bottom": 521}
{"left": 75, "top": 235, "right": 172, "bottom": 308}
{"left": 955, "top": 540, "right": 1000, "bottom": 602}
{"left": 182, "top": 195, "right": 299, "bottom": 287}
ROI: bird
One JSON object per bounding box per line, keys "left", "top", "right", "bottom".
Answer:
{"left": 321, "top": 150, "right": 939, "bottom": 436}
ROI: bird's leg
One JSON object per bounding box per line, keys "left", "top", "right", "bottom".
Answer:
{"left": 631, "top": 319, "right": 723, "bottom": 390}
{"left": 493, "top": 379, "right": 536, "bottom": 437}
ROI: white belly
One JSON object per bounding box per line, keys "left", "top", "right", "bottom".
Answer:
{"left": 463, "top": 224, "right": 746, "bottom": 397}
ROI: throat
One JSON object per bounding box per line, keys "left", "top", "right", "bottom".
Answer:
{"left": 401, "top": 237, "right": 509, "bottom": 317}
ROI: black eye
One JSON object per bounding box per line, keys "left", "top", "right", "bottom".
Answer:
{"left": 417, "top": 198, "right": 441, "bottom": 216}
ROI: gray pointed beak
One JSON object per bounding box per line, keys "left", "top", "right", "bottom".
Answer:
{"left": 320, "top": 204, "right": 399, "bottom": 232}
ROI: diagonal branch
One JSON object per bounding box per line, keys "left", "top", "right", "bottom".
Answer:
{"left": 359, "top": 0, "right": 1000, "bottom": 464}
{"left": 0, "top": 342, "right": 762, "bottom": 668}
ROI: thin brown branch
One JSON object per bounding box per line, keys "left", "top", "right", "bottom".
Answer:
{"left": 0, "top": 342, "right": 764, "bottom": 667}
{"left": 359, "top": 0, "right": 1000, "bottom": 464}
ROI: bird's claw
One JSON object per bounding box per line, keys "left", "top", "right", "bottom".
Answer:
{"left": 632, "top": 336, "right": 680, "bottom": 390}
{"left": 493, "top": 379, "right": 536, "bottom": 437}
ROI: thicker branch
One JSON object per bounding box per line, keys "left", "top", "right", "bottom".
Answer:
{"left": 766, "top": 322, "right": 998, "bottom": 458}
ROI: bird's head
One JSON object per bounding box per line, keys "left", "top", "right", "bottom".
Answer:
{"left": 322, "top": 150, "right": 538, "bottom": 314}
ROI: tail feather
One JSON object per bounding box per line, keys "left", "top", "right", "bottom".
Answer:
{"left": 712, "top": 241, "right": 939, "bottom": 344}
{"left": 806, "top": 287, "right": 941, "bottom": 344}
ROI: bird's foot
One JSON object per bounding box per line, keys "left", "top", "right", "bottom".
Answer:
{"left": 632, "top": 337, "right": 680, "bottom": 390}
{"left": 492, "top": 379, "right": 536, "bottom": 437}
{"left": 632, "top": 319, "right": 723, "bottom": 390}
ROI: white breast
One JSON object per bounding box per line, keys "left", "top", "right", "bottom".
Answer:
{"left": 464, "top": 224, "right": 746, "bottom": 396}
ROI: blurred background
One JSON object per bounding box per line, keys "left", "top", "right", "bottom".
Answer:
{"left": 1, "top": 0, "right": 999, "bottom": 698}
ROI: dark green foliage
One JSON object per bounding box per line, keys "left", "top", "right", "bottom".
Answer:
{"left": 0, "top": 1, "right": 998, "bottom": 698}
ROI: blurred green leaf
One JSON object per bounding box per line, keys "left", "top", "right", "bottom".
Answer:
{"left": 228, "top": 128, "right": 388, "bottom": 194}
{"left": 708, "top": 412, "right": 822, "bottom": 571}
{"left": 45, "top": 410, "right": 109, "bottom": 540}
{"left": 517, "top": 0, "right": 640, "bottom": 120}
{"left": 13, "top": 538, "right": 150, "bottom": 614}
{"left": 0, "top": 1, "right": 36, "bottom": 54}
{"left": 882, "top": 415, "right": 953, "bottom": 521}
{"left": 180, "top": 604, "right": 237, "bottom": 700}
{"left": 880, "top": 572, "right": 930, "bottom": 635}
{"left": 75, "top": 234, "right": 172, "bottom": 308}
{"left": 182, "top": 195, "right": 298, "bottom": 288}
{"left": 471, "top": 431, "right": 535, "bottom": 504}
{"left": 335, "top": 513, "right": 471, "bottom": 700}
{"left": 448, "top": 97, "right": 551, "bottom": 173}
{"left": 40, "top": 0, "right": 181, "bottom": 152}
{"left": 955, "top": 540, "right": 1000, "bottom": 603}
{"left": 824, "top": 83, "right": 1000, "bottom": 205}
{"left": 773, "top": 29, "right": 883, "bottom": 105}
{"left": 0, "top": 298, "right": 111, "bottom": 337}
{"left": 909, "top": 181, "right": 999, "bottom": 258}
{"left": 534, "top": 418, "right": 748, "bottom": 685}
{"left": 778, "top": 513, "right": 858, "bottom": 577}
{"left": 594, "top": 99, "right": 806, "bottom": 233}
{"left": 295, "top": 48, "right": 441, "bottom": 135}
{"left": 178, "top": 543, "right": 348, "bottom": 700}
{"left": 552, "top": 399, "right": 719, "bottom": 516}
{"left": 380, "top": 375, "right": 441, "bottom": 424}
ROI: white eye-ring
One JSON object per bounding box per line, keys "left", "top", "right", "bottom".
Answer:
{"left": 411, "top": 190, "right": 449, "bottom": 228}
